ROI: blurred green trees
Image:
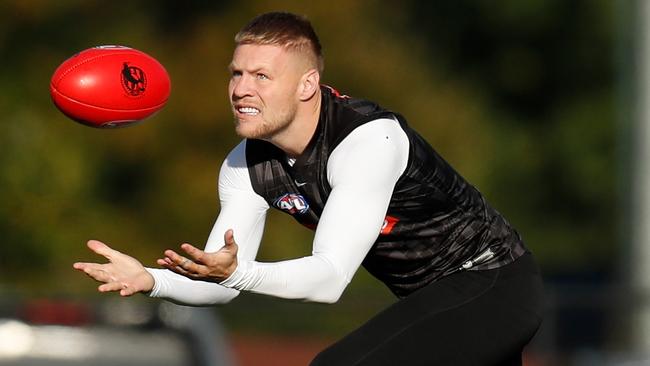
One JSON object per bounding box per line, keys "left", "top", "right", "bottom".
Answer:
{"left": 0, "top": 0, "right": 619, "bottom": 333}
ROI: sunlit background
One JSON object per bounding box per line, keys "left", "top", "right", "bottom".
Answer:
{"left": 0, "top": 0, "right": 641, "bottom": 365}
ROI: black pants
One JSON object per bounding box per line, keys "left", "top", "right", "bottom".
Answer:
{"left": 310, "top": 253, "right": 544, "bottom": 366}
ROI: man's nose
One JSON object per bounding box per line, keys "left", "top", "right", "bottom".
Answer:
{"left": 231, "top": 75, "right": 254, "bottom": 99}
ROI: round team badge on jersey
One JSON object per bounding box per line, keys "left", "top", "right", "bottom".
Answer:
{"left": 274, "top": 193, "right": 310, "bottom": 215}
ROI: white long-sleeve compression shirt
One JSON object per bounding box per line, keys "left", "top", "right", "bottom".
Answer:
{"left": 146, "top": 118, "right": 409, "bottom": 305}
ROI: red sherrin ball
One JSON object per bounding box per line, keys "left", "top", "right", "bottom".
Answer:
{"left": 50, "top": 45, "right": 171, "bottom": 128}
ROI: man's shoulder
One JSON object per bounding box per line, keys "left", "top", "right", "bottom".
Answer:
{"left": 322, "top": 85, "right": 389, "bottom": 120}
{"left": 322, "top": 86, "right": 399, "bottom": 150}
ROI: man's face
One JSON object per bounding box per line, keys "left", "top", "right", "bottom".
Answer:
{"left": 228, "top": 44, "right": 305, "bottom": 140}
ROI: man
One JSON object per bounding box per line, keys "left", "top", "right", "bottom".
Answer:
{"left": 74, "top": 12, "right": 543, "bottom": 365}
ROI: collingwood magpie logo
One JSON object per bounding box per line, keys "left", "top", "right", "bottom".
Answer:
{"left": 121, "top": 62, "right": 146, "bottom": 96}
{"left": 274, "top": 193, "right": 309, "bottom": 215}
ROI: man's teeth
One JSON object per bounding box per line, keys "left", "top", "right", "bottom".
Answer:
{"left": 239, "top": 107, "right": 260, "bottom": 115}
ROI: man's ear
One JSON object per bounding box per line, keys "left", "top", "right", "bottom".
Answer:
{"left": 298, "top": 69, "right": 320, "bottom": 101}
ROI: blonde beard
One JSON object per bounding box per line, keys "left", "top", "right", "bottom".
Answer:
{"left": 234, "top": 106, "right": 297, "bottom": 140}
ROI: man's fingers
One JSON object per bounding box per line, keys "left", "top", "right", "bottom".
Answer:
{"left": 73, "top": 262, "right": 102, "bottom": 271}
{"left": 162, "top": 249, "right": 190, "bottom": 270}
{"left": 159, "top": 249, "right": 211, "bottom": 279}
{"left": 87, "top": 240, "right": 119, "bottom": 259}
{"left": 98, "top": 282, "right": 123, "bottom": 293}
{"left": 160, "top": 259, "right": 198, "bottom": 278}
{"left": 72, "top": 262, "right": 87, "bottom": 271}
{"left": 74, "top": 262, "right": 111, "bottom": 282}
{"left": 120, "top": 286, "right": 138, "bottom": 297}
{"left": 162, "top": 249, "right": 193, "bottom": 270}
{"left": 180, "top": 243, "right": 205, "bottom": 263}
{"left": 178, "top": 257, "right": 204, "bottom": 274}
{"left": 163, "top": 249, "right": 182, "bottom": 261}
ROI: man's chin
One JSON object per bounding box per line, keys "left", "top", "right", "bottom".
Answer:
{"left": 235, "top": 124, "right": 268, "bottom": 140}
{"left": 234, "top": 120, "right": 252, "bottom": 138}
{"left": 234, "top": 117, "right": 290, "bottom": 140}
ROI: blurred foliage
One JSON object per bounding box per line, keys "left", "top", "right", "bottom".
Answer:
{"left": 0, "top": 0, "right": 621, "bottom": 335}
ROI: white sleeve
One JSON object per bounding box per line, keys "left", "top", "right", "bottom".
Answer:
{"left": 220, "top": 118, "right": 409, "bottom": 303}
{"left": 146, "top": 140, "right": 269, "bottom": 305}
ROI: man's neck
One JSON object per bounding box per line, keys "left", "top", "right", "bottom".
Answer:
{"left": 266, "top": 89, "right": 322, "bottom": 158}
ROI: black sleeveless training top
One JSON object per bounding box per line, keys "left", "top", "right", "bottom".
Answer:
{"left": 245, "top": 85, "right": 527, "bottom": 298}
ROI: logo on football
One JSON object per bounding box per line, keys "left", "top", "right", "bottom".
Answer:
{"left": 121, "top": 62, "right": 147, "bottom": 96}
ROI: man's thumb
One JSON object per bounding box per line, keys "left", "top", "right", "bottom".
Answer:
{"left": 223, "top": 229, "right": 237, "bottom": 250}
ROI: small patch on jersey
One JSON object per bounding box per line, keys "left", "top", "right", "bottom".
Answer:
{"left": 274, "top": 193, "right": 310, "bottom": 215}
{"left": 380, "top": 215, "right": 399, "bottom": 235}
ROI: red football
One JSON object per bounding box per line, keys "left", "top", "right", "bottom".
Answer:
{"left": 50, "top": 45, "right": 171, "bottom": 128}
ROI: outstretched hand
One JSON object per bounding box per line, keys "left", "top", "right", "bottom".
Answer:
{"left": 158, "top": 229, "right": 239, "bottom": 283}
{"left": 73, "top": 240, "right": 154, "bottom": 296}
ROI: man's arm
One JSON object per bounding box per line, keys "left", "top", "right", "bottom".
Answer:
{"left": 146, "top": 139, "right": 269, "bottom": 305}
{"left": 75, "top": 140, "right": 270, "bottom": 305}
{"left": 164, "top": 118, "right": 409, "bottom": 303}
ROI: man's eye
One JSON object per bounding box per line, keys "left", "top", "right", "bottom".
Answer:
{"left": 257, "top": 73, "right": 269, "bottom": 80}
{"left": 231, "top": 70, "right": 242, "bottom": 78}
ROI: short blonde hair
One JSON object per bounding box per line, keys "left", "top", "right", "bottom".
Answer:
{"left": 235, "top": 12, "right": 324, "bottom": 74}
